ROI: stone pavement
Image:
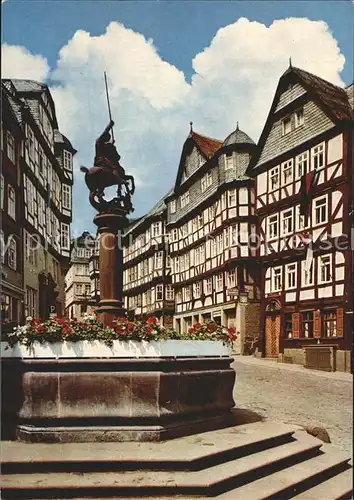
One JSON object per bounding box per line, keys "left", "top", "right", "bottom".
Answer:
{"left": 232, "top": 355, "right": 353, "bottom": 454}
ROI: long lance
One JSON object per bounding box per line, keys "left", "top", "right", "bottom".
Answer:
{"left": 104, "top": 71, "right": 115, "bottom": 143}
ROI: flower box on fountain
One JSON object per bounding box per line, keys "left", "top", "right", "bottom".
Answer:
{"left": 1, "top": 316, "right": 236, "bottom": 359}
{"left": 1, "top": 316, "right": 237, "bottom": 443}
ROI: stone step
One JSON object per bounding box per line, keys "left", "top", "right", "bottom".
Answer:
{"left": 216, "top": 444, "right": 351, "bottom": 499}
{"left": 1, "top": 421, "right": 297, "bottom": 473}
{"left": 291, "top": 468, "right": 353, "bottom": 500}
{"left": 1, "top": 431, "right": 324, "bottom": 498}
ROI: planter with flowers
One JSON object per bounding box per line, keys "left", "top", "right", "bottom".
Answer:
{"left": 1, "top": 316, "right": 237, "bottom": 443}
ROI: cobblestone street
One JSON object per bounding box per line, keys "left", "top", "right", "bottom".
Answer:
{"left": 233, "top": 356, "right": 353, "bottom": 454}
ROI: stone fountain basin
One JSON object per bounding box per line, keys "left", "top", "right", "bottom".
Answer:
{"left": 1, "top": 340, "right": 236, "bottom": 443}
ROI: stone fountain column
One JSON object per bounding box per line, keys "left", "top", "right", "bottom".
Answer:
{"left": 93, "top": 209, "right": 129, "bottom": 325}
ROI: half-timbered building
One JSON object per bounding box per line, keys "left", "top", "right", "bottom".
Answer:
{"left": 246, "top": 66, "right": 353, "bottom": 372}
{"left": 122, "top": 196, "right": 174, "bottom": 326}
{"left": 166, "top": 125, "right": 260, "bottom": 353}
{"left": 1, "top": 82, "right": 25, "bottom": 331}
{"left": 65, "top": 231, "right": 96, "bottom": 319}
{"left": 2, "top": 79, "right": 76, "bottom": 319}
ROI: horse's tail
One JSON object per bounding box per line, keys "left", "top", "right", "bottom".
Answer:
{"left": 80, "top": 166, "right": 89, "bottom": 174}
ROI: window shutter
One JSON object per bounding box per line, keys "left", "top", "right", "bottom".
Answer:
{"left": 336, "top": 308, "right": 344, "bottom": 338}
{"left": 292, "top": 313, "right": 300, "bottom": 338}
{"left": 314, "top": 310, "right": 321, "bottom": 338}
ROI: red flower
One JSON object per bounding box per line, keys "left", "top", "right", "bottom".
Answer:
{"left": 32, "top": 318, "right": 42, "bottom": 324}
{"left": 36, "top": 324, "right": 46, "bottom": 333}
{"left": 146, "top": 325, "right": 153, "bottom": 334}
{"left": 62, "top": 327, "right": 73, "bottom": 335}
{"left": 188, "top": 327, "right": 195, "bottom": 334}
{"left": 230, "top": 334, "right": 238, "bottom": 341}
{"left": 56, "top": 318, "right": 66, "bottom": 325}
{"left": 207, "top": 323, "right": 216, "bottom": 332}
{"left": 118, "top": 317, "right": 127, "bottom": 323}
{"left": 228, "top": 327, "right": 236, "bottom": 335}
{"left": 147, "top": 317, "right": 157, "bottom": 325}
{"left": 127, "top": 322, "right": 135, "bottom": 331}
{"left": 193, "top": 322, "right": 201, "bottom": 330}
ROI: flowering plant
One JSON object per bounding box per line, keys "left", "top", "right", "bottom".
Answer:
{"left": 3, "top": 316, "right": 237, "bottom": 348}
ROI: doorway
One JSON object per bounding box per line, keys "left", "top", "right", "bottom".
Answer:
{"left": 265, "top": 314, "right": 280, "bottom": 358}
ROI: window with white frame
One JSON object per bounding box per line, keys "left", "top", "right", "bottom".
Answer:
{"left": 296, "top": 152, "right": 308, "bottom": 178}
{"left": 216, "top": 233, "right": 223, "bottom": 253}
{"left": 224, "top": 228, "right": 230, "bottom": 248}
{"left": 0, "top": 174, "right": 4, "bottom": 210}
{"left": 154, "top": 251, "right": 163, "bottom": 269}
{"left": 8, "top": 237, "right": 17, "bottom": 270}
{"left": 318, "top": 255, "right": 332, "bottom": 284}
{"left": 8, "top": 185, "right": 16, "bottom": 220}
{"left": 180, "top": 191, "right": 190, "bottom": 208}
{"left": 7, "top": 131, "right": 15, "bottom": 163}
{"left": 225, "top": 154, "right": 234, "bottom": 170}
{"left": 286, "top": 263, "right": 296, "bottom": 289}
{"left": 282, "top": 116, "right": 292, "bottom": 135}
{"left": 152, "top": 222, "right": 161, "bottom": 237}
{"left": 174, "top": 256, "right": 180, "bottom": 273}
{"left": 61, "top": 223, "right": 70, "bottom": 250}
{"left": 183, "top": 286, "right": 191, "bottom": 301}
{"left": 209, "top": 204, "right": 216, "bottom": 220}
{"left": 267, "top": 214, "right": 279, "bottom": 239}
{"left": 272, "top": 267, "right": 282, "bottom": 292}
{"left": 197, "top": 214, "right": 203, "bottom": 228}
{"left": 76, "top": 284, "right": 83, "bottom": 296}
{"left": 301, "top": 260, "right": 314, "bottom": 286}
{"left": 28, "top": 128, "right": 35, "bottom": 160}
{"left": 156, "top": 284, "right": 163, "bottom": 301}
{"left": 166, "top": 254, "right": 171, "bottom": 268}
{"left": 62, "top": 184, "right": 71, "bottom": 210}
{"left": 282, "top": 160, "right": 293, "bottom": 185}
{"left": 210, "top": 237, "right": 217, "bottom": 257}
{"left": 63, "top": 150, "right": 72, "bottom": 170}
{"left": 26, "top": 287, "right": 37, "bottom": 318}
{"left": 269, "top": 166, "right": 280, "bottom": 190}
{"left": 294, "top": 108, "right": 304, "bottom": 128}
{"left": 170, "top": 200, "right": 176, "bottom": 214}
{"left": 230, "top": 225, "right": 238, "bottom": 246}
{"left": 172, "top": 228, "right": 178, "bottom": 242}
{"left": 228, "top": 190, "right": 236, "bottom": 206}
{"left": 182, "top": 224, "right": 188, "bottom": 237}
{"left": 166, "top": 285, "right": 174, "bottom": 301}
{"left": 282, "top": 208, "right": 293, "bottom": 235}
{"left": 201, "top": 171, "right": 213, "bottom": 192}
{"left": 193, "top": 282, "right": 201, "bottom": 298}
{"left": 215, "top": 273, "right": 223, "bottom": 292}
{"left": 314, "top": 196, "right": 327, "bottom": 225}
{"left": 312, "top": 143, "right": 325, "bottom": 170}
{"left": 205, "top": 278, "right": 212, "bottom": 295}
{"left": 228, "top": 269, "right": 236, "bottom": 288}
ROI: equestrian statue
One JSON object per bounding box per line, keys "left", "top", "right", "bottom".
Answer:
{"left": 81, "top": 73, "right": 135, "bottom": 213}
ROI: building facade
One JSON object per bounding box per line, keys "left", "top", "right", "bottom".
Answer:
{"left": 1, "top": 79, "right": 76, "bottom": 321}
{"left": 122, "top": 199, "right": 174, "bottom": 326}
{"left": 246, "top": 66, "right": 353, "bottom": 372}
{"left": 1, "top": 83, "right": 25, "bottom": 331}
{"left": 65, "top": 231, "right": 96, "bottom": 319}
{"left": 166, "top": 125, "right": 260, "bottom": 353}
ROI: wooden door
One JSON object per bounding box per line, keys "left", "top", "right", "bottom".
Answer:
{"left": 265, "top": 315, "right": 280, "bottom": 358}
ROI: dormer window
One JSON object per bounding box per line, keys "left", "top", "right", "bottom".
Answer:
{"left": 63, "top": 150, "right": 72, "bottom": 170}
{"left": 225, "top": 154, "right": 234, "bottom": 170}
{"left": 170, "top": 200, "right": 176, "bottom": 214}
{"left": 282, "top": 116, "right": 292, "bottom": 136}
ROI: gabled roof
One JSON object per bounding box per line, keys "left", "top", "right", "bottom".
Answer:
{"left": 290, "top": 67, "right": 352, "bottom": 121}
{"left": 346, "top": 84, "right": 354, "bottom": 111}
{"left": 174, "top": 129, "right": 222, "bottom": 190}
{"left": 246, "top": 66, "right": 353, "bottom": 175}
{"left": 54, "top": 130, "right": 77, "bottom": 154}
{"left": 191, "top": 131, "right": 223, "bottom": 159}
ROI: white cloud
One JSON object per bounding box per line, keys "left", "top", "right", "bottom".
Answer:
{"left": 1, "top": 43, "right": 50, "bottom": 81}
{"left": 2, "top": 18, "right": 346, "bottom": 233}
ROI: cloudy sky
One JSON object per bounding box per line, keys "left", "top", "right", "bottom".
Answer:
{"left": 2, "top": 1, "right": 353, "bottom": 235}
